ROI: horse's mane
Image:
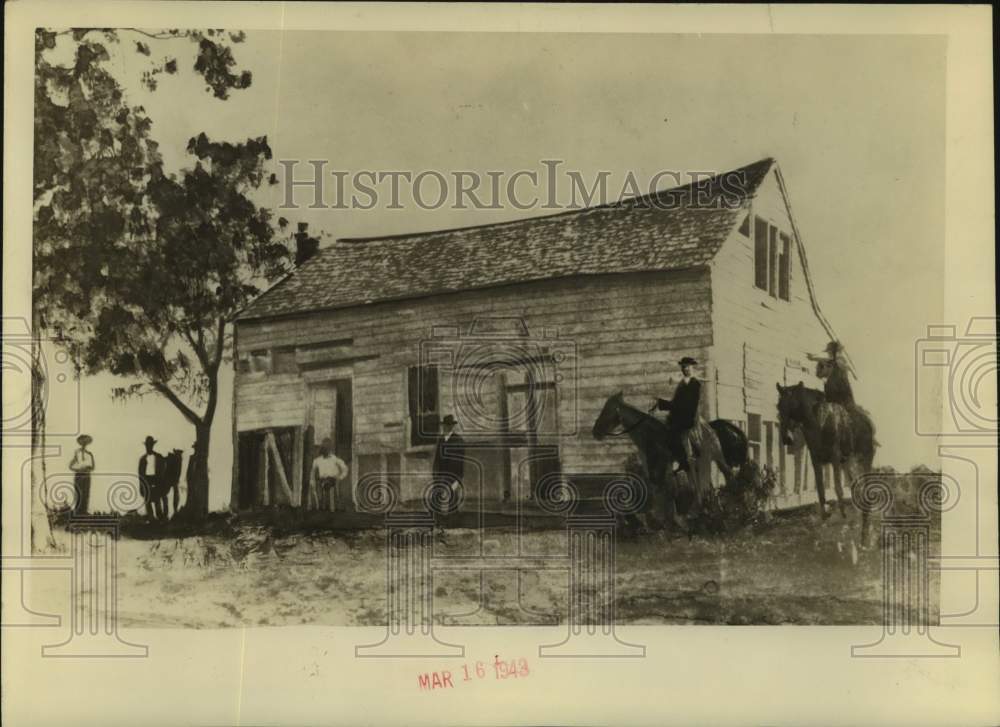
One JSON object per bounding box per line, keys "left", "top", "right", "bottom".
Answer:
{"left": 616, "top": 397, "right": 669, "bottom": 435}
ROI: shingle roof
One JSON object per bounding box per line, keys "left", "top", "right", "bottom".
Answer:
{"left": 236, "top": 158, "right": 775, "bottom": 321}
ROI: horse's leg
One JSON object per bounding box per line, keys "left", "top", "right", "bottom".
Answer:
{"left": 832, "top": 462, "right": 847, "bottom": 518}
{"left": 812, "top": 459, "right": 828, "bottom": 519}
{"left": 705, "top": 427, "right": 734, "bottom": 487}
{"left": 144, "top": 480, "right": 154, "bottom": 519}
{"left": 698, "top": 446, "right": 713, "bottom": 505}
{"left": 683, "top": 464, "right": 701, "bottom": 517}
{"left": 857, "top": 455, "right": 874, "bottom": 548}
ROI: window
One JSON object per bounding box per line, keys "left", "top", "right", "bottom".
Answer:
{"left": 764, "top": 421, "right": 775, "bottom": 468}
{"left": 768, "top": 226, "right": 779, "bottom": 298}
{"left": 407, "top": 365, "right": 440, "bottom": 446}
{"left": 753, "top": 217, "right": 769, "bottom": 290}
{"left": 248, "top": 349, "right": 272, "bottom": 374}
{"left": 273, "top": 347, "right": 298, "bottom": 374}
{"left": 747, "top": 413, "right": 762, "bottom": 462}
{"left": 753, "top": 216, "right": 792, "bottom": 300}
{"left": 778, "top": 233, "right": 791, "bottom": 301}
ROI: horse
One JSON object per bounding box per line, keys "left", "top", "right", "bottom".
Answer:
{"left": 592, "top": 392, "right": 748, "bottom": 528}
{"left": 146, "top": 449, "right": 183, "bottom": 521}
{"left": 775, "top": 382, "right": 877, "bottom": 534}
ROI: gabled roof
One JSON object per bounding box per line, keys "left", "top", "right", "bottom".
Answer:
{"left": 236, "top": 157, "right": 776, "bottom": 321}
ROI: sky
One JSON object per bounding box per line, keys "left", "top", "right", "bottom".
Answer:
{"left": 45, "top": 31, "right": 947, "bottom": 510}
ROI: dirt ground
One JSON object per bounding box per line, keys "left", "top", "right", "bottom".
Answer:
{"left": 34, "top": 506, "right": 939, "bottom": 628}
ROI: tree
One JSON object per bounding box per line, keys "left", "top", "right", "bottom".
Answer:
{"left": 85, "top": 132, "right": 291, "bottom": 518}
{"left": 32, "top": 28, "right": 287, "bottom": 531}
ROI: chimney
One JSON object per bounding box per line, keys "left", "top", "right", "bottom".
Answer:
{"left": 294, "top": 222, "right": 319, "bottom": 266}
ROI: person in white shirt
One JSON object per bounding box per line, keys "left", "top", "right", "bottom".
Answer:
{"left": 68, "top": 434, "right": 95, "bottom": 515}
{"left": 311, "top": 437, "right": 349, "bottom": 512}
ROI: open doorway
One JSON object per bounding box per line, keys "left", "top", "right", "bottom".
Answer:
{"left": 304, "top": 379, "right": 353, "bottom": 510}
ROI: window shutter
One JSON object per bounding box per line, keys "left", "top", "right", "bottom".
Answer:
{"left": 754, "top": 217, "right": 768, "bottom": 289}
{"left": 778, "top": 233, "right": 791, "bottom": 300}
{"left": 768, "top": 225, "right": 778, "bottom": 297}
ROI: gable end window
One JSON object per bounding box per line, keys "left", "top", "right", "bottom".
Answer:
{"left": 753, "top": 217, "right": 769, "bottom": 290}
{"left": 752, "top": 216, "right": 792, "bottom": 300}
{"left": 778, "top": 233, "right": 791, "bottom": 301}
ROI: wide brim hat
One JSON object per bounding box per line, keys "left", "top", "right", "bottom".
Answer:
{"left": 143, "top": 435, "right": 157, "bottom": 446}
{"left": 678, "top": 357, "right": 698, "bottom": 367}
{"left": 442, "top": 414, "right": 458, "bottom": 426}
{"left": 77, "top": 434, "right": 93, "bottom": 446}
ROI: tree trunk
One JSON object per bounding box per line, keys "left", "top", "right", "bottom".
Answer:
{"left": 182, "top": 422, "right": 212, "bottom": 519}
{"left": 30, "top": 334, "right": 57, "bottom": 552}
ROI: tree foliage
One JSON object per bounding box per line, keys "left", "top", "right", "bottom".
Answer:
{"left": 33, "top": 28, "right": 294, "bottom": 518}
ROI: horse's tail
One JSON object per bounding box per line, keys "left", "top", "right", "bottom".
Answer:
{"left": 709, "top": 419, "right": 749, "bottom": 469}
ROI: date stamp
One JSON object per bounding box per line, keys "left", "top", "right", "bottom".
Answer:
{"left": 417, "top": 656, "right": 531, "bottom": 691}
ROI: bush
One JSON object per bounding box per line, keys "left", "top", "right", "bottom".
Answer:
{"left": 715, "top": 461, "right": 777, "bottom": 531}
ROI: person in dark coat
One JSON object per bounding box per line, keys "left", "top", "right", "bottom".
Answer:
{"left": 432, "top": 414, "right": 465, "bottom": 513}
{"left": 138, "top": 435, "right": 165, "bottom": 519}
{"left": 653, "top": 357, "right": 704, "bottom": 472}
{"left": 808, "top": 340, "right": 855, "bottom": 406}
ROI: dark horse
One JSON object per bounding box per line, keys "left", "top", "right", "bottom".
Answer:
{"left": 146, "top": 449, "right": 183, "bottom": 521}
{"left": 775, "top": 383, "right": 877, "bottom": 538}
{"left": 592, "top": 392, "right": 749, "bottom": 527}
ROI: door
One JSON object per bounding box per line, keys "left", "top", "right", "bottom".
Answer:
{"left": 505, "top": 369, "right": 560, "bottom": 501}
{"left": 307, "top": 380, "right": 353, "bottom": 510}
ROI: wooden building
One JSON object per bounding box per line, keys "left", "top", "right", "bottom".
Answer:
{"left": 231, "top": 158, "right": 839, "bottom": 512}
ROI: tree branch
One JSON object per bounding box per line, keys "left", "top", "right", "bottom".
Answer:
{"left": 151, "top": 379, "right": 203, "bottom": 427}
{"left": 122, "top": 29, "right": 195, "bottom": 41}
{"left": 181, "top": 328, "right": 211, "bottom": 373}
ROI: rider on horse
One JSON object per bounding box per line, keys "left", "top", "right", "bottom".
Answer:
{"left": 807, "top": 340, "right": 855, "bottom": 406}
{"left": 652, "top": 356, "right": 703, "bottom": 474}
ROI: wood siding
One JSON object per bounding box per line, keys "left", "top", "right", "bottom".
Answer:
{"left": 235, "top": 268, "right": 714, "bottom": 503}
{"left": 708, "top": 168, "right": 831, "bottom": 505}
{"left": 708, "top": 168, "right": 828, "bottom": 422}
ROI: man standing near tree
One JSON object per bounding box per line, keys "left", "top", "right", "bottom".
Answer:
{"left": 138, "top": 435, "right": 164, "bottom": 518}
{"left": 68, "top": 434, "right": 95, "bottom": 516}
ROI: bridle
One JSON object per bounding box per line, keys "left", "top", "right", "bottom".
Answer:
{"left": 601, "top": 402, "right": 648, "bottom": 438}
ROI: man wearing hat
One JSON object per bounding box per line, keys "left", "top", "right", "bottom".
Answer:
{"left": 432, "top": 415, "right": 465, "bottom": 512}
{"left": 807, "top": 340, "right": 855, "bottom": 406}
{"left": 68, "top": 434, "right": 95, "bottom": 515}
{"left": 137, "top": 435, "right": 165, "bottom": 517}
{"left": 653, "top": 357, "right": 704, "bottom": 474}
